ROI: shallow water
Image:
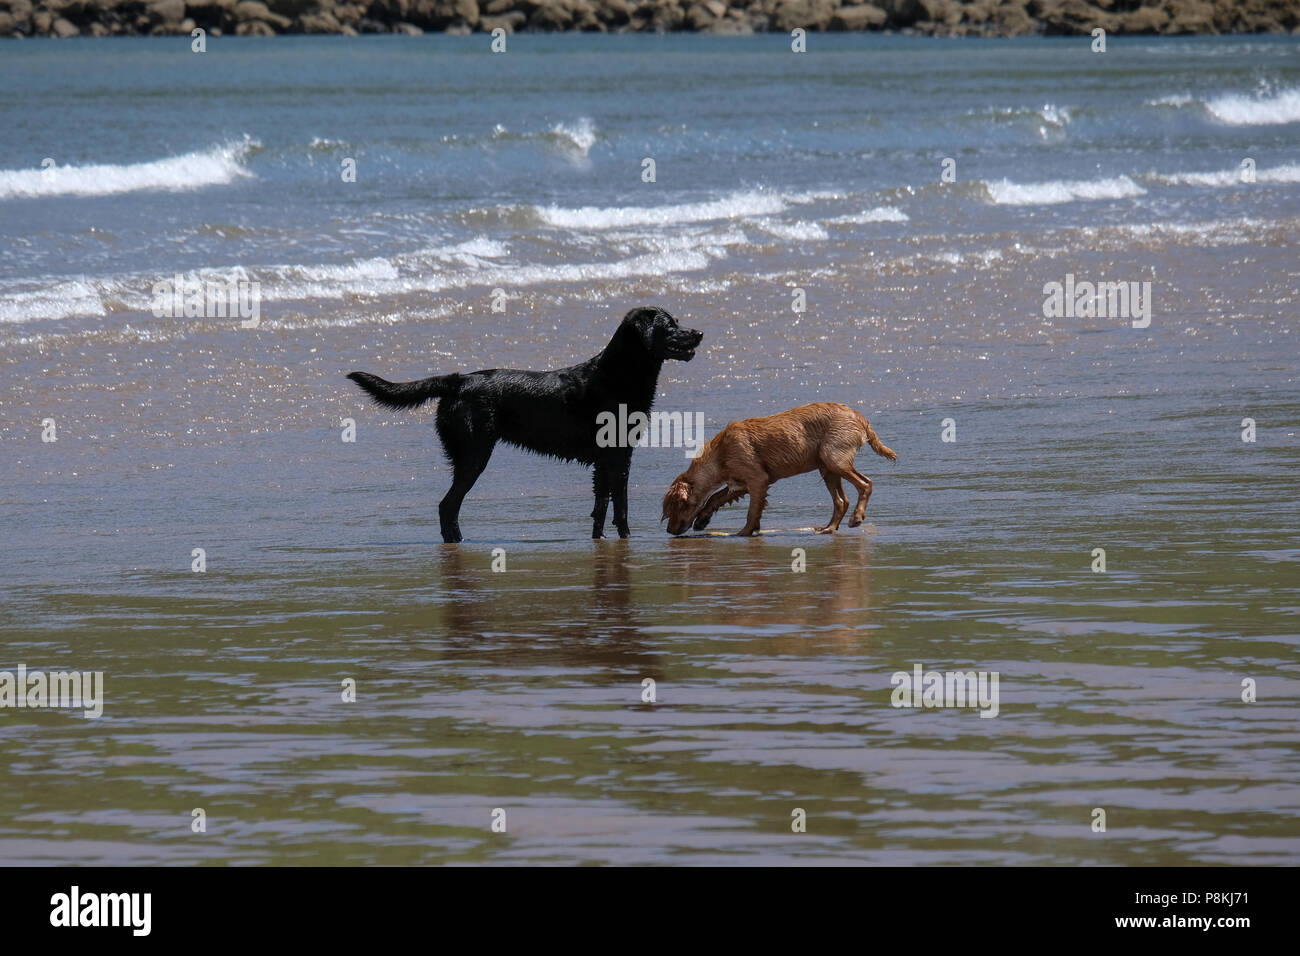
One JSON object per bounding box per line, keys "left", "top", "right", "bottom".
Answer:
{"left": 1, "top": 35, "right": 1298, "bottom": 865}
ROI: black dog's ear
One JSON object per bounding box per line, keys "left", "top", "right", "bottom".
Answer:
{"left": 649, "top": 307, "right": 677, "bottom": 329}
{"left": 622, "top": 307, "right": 660, "bottom": 350}
{"left": 624, "top": 307, "right": 655, "bottom": 329}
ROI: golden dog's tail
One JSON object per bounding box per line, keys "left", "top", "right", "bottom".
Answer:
{"left": 864, "top": 421, "right": 898, "bottom": 462}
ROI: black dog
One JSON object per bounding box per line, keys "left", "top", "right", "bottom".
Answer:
{"left": 347, "top": 307, "right": 703, "bottom": 543}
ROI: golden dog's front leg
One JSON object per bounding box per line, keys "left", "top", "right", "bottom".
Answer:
{"left": 736, "top": 483, "right": 768, "bottom": 536}
{"left": 693, "top": 486, "right": 743, "bottom": 531}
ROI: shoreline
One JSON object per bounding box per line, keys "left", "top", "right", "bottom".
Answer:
{"left": 2, "top": 1, "right": 1299, "bottom": 40}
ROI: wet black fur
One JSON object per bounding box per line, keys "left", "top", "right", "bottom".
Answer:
{"left": 347, "top": 307, "right": 703, "bottom": 543}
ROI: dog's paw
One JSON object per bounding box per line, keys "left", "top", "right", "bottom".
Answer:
{"left": 814, "top": 525, "right": 836, "bottom": 535}
{"left": 848, "top": 516, "right": 863, "bottom": 528}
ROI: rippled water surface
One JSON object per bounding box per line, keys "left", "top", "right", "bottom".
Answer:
{"left": 1, "top": 35, "right": 1298, "bottom": 864}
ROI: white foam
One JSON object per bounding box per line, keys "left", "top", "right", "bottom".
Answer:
{"left": 1250, "top": 162, "right": 1300, "bottom": 183}
{"left": 284, "top": 258, "right": 401, "bottom": 283}
{"left": 606, "top": 226, "right": 751, "bottom": 254}
{"left": 829, "top": 206, "right": 909, "bottom": 224}
{"left": 405, "top": 237, "right": 510, "bottom": 265}
{"left": 783, "top": 189, "right": 849, "bottom": 204}
{"left": 976, "top": 104, "right": 1072, "bottom": 128}
{"left": 0, "top": 278, "right": 107, "bottom": 323}
{"left": 261, "top": 244, "right": 722, "bottom": 305}
{"left": 1203, "top": 87, "right": 1300, "bottom": 126}
{"left": 1038, "top": 104, "right": 1071, "bottom": 126}
{"left": 440, "top": 237, "right": 509, "bottom": 258}
{"left": 0, "top": 226, "right": 739, "bottom": 323}
{"left": 754, "top": 219, "right": 828, "bottom": 241}
{"left": 985, "top": 174, "right": 1145, "bottom": 206}
{"left": 924, "top": 248, "right": 1004, "bottom": 267}
{"left": 1155, "top": 162, "right": 1300, "bottom": 187}
{"left": 222, "top": 240, "right": 729, "bottom": 311}
{"left": 0, "top": 138, "right": 258, "bottom": 200}
{"left": 1148, "top": 93, "right": 1196, "bottom": 108}
{"left": 548, "top": 118, "right": 599, "bottom": 160}
{"left": 533, "top": 190, "right": 786, "bottom": 230}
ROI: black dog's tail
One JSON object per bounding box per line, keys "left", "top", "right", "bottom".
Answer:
{"left": 346, "top": 371, "right": 459, "bottom": 410}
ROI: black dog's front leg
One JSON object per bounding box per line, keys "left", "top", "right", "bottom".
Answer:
{"left": 591, "top": 466, "right": 610, "bottom": 539}
{"left": 611, "top": 459, "right": 631, "bottom": 538}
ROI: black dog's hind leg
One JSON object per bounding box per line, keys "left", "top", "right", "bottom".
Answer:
{"left": 439, "top": 449, "right": 492, "bottom": 543}
{"left": 591, "top": 466, "right": 611, "bottom": 539}
{"left": 436, "top": 408, "right": 495, "bottom": 544}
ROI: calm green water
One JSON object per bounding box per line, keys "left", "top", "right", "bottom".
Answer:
{"left": 1, "top": 35, "right": 1298, "bottom": 864}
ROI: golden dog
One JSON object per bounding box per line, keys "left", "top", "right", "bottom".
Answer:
{"left": 662, "top": 402, "right": 897, "bottom": 536}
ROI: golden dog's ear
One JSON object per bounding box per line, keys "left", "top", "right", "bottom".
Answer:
{"left": 661, "top": 478, "right": 689, "bottom": 521}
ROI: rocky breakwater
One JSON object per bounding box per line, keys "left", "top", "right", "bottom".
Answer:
{"left": 1, "top": 0, "right": 1298, "bottom": 41}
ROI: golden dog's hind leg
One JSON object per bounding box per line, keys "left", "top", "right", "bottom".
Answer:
{"left": 845, "top": 465, "right": 873, "bottom": 527}
{"left": 816, "top": 470, "right": 849, "bottom": 534}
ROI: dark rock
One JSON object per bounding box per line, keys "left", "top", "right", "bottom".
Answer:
{"left": 479, "top": 8, "right": 524, "bottom": 26}
{"left": 769, "top": 0, "right": 836, "bottom": 31}
{"left": 1160, "top": 0, "right": 1218, "bottom": 33}
{"left": 333, "top": 3, "right": 365, "bottom": 22}
{"left": 829, "top": 3, "right": 886, "bottom": 29}
{"left": 233, "top": 1, "right": 292, "bottom": 28}
{"left": 6, "top": 0, "right": 1298, "bottom": 38}
{"left": 405, "top": 0, "right": 479, "bottom": 29}
{"left": 298, "top": 9, "right": 341, "bottom": 28}
{"left": 706, "top": 11, "right": 751, "bottom": 29}
{"left": 1038, "top": 0, "right": 1115, "bottom": 34}
{"left": 146, "top": 0, "right": 186, "bottom": 25}
{"left": 649, "top": 0, "right": 684, "bottom": 28}
{"left": 879, "top": 0, "right": 924, "bottom": 26}
{"left": 993, "top": 0, "right": 1036, "bottom": 35}
{"left": 1119, "top": 4, "right": 1168, "bottom": 32}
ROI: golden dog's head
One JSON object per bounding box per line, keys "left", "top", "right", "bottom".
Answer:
{"left": 661, "top": 476, "right": 703, "bottom": 536}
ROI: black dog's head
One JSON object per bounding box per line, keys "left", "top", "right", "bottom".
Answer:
{"left": 623, "top": 307, "right": 703, "bottom": 362}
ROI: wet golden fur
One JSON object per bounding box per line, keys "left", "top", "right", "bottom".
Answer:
{"left": 661, "top": 402, "right": 897, "bottom": 536}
